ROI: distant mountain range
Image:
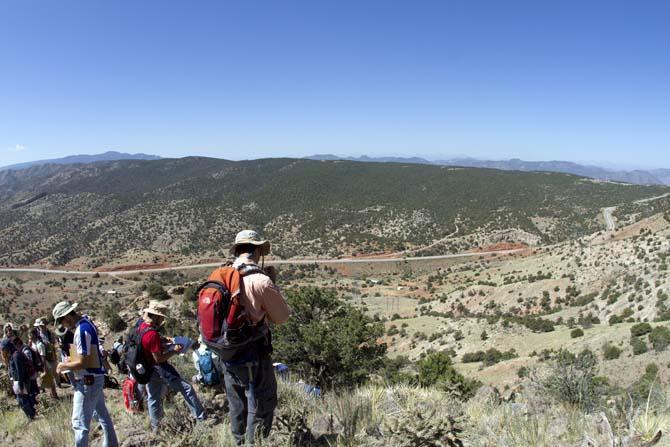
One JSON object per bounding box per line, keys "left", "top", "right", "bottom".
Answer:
{"left": 307, "top": 154, "right": 670, "bottom": 185}
{"left": 3, "top": 151, "right": 668, "bottom": 185}
{"left": 0, "top": 151, "right": 161, "bottom": 171}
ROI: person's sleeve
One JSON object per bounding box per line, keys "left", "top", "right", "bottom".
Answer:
{"left": 76, "top": 329, "right": 89, "bottom": 355}
{"left": 36, "top": 343, "right": 46, "bottom": 357}
{"left": 259, "top": 277, "right": 292, "bottom": 324}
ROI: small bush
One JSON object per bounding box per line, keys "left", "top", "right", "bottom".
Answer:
{"left": 649, "top": 326, "right": 670, "bottom": 351}
{"left": 602, "top": 343, "right": 622, "bottom": 360}
{"left": 570, "top": 328, "right": 584, "bottom": 338}
{"left": 630, "top": 336, "right": 648, "bottom": 355}
{"left": 461, "top": 348, "right": 517, "bottom": 366}
{"left": 147, "top": 283, "right": 169, "bottom": 301}
{"left": 609, "top": 315, "right": 623, "bottom": 325}
{"left": 418, "top": 351, "right": 480, "bottom": 399}
{"left": 183, "top": 286, "right": 197, "bottom": 302}
{"left": 630, "top": 322, "right": 653, "bottom": 337}
{"left": 542, "top": 348, "right": 606, "bottom": 412}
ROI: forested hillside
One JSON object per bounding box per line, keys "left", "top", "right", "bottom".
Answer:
{"left": 0, "top": 157, "right": 667, "bottom": 267}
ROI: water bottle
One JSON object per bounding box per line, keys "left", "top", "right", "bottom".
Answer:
{"left": 136, "top": 363, "right": 146, "bottom": 375}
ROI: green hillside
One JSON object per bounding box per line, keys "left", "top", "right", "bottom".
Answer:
{"left": 0, "top": 157, "right": 667, "bottom": 266}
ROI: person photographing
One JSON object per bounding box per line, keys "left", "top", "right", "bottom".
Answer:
{"left": 204, "top": 230, "right": 291, "bottom": 445}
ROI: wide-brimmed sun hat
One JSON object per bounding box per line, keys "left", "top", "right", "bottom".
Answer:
{"left": 141, "top": 300, "right": 170, "bottom": 318}
{"left": 33, "top": 317, "right": 48, "bottom": 327}
{"left": 52, "top": 301, "right": 79, "bottom": 322}
{"left": 229, "top": 230, "right": 271, "bottom": 256}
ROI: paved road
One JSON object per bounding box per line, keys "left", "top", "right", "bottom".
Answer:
{"left": 634, "top": 192, "right": 670, "bottom": 204}
{"left": 0, "top": 249, "right": 526, "bottom": 277}
{"left": 603, "top": 207, "right": 617, "bottom": 231}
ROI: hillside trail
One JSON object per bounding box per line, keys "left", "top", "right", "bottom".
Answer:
{"left": 383, "top": 219, "right": 460, "bottom": 258}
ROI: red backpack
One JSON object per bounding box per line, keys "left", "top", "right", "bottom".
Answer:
{"left": 197, "top": 263, "right": 269, "bottom": 361}
{"left": 122, "top": 377, "right": 143, "bottom": 413}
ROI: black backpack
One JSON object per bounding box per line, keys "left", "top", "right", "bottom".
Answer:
{"left": 124, "top": 322, "right": 156, "bottom": 385}
{"left": 22, "top": 345, "right": 44, "bottom": 373}
{"left": 109, "top": 348, "right": 121, "bottom": 365}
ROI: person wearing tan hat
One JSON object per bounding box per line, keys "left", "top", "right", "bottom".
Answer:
{"left": 211, "top": 229, "right": 291, "bottom": 446}
{"left": 34, "top": 317, "right": 60, "bottom": 387}
{"left": 53, "top": 301, "right": 118, "bottom": 447}
{"left": 137, "top": 300, "right": 205, "bottom": 432}
{"left": 29, "top": 327, "right": 58, "bottom": 399}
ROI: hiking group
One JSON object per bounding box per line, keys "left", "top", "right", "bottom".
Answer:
{"left": 0, "top": 230, "right": 291, "bottom": 446}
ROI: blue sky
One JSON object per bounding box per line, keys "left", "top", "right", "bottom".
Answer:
{"left": 1, "top": 1, "right": 668, "bottom": 168}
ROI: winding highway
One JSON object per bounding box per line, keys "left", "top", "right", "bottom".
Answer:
{"left": 603, "top": 207, "right": 617, "bottom": 231}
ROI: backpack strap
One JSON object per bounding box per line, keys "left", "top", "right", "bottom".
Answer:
{"left": 237, "top": 263, "right": 267, "bottom": 278}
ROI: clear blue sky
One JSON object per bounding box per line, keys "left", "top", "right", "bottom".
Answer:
{"left": 1, "top": 1, "right": 668, "bottom": 168}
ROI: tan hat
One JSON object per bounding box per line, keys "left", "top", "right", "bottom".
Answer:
{"left": 141, "top": 300, "right": 170, "bottom": 318}
{"left": 229, "top": 230, "right": 271, "bottom": 256}
{"left": 52, "top": 301, "right": 79, "bottom": 322}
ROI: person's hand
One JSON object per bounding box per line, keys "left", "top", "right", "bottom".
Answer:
{"left": 172, "top": 344, "right": 183, "bottom": 354}
{"left": 56, "top": 362, "right": 65, "bottom": 374}
{"left": 264, "top": 266, "right": 277, "bottom": 283}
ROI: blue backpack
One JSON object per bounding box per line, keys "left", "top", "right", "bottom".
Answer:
{"left": 196, "top": 350, "right": 220, "bottom": 386}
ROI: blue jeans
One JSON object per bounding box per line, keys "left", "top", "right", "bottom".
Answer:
{"left": 72, "top": 375, "right": 118, "bottom": 447}
{"left": 145, "top": 364, "right": 206, "bottom": 429}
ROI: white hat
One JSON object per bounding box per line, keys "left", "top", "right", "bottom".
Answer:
{"left": 52, "top": 301, "right": 79, "bottom": 322}
{"left": 33, "top": 317, "right": 47, "bottom": 327}
{"left": 229, "top": 230, "right": 271, "bottom": 256}
{"left": 141, "top": 300, "right": 170, "bottom": 318}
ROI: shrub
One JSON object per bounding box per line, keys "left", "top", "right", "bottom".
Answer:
{"left": 542, "top": 348, "right": 607, "bottom": 412}
{"left": 609, "top": 315, "right": 623, "bottom": 325}
{"left": 631, "top": 322, "right": 653, "bottom": 337}
{"left": 649, "top": 326, "right": 670, "bottom": 351}
{"left": 570, "top": 328, "right": 584, "bottom": 338}
{"left": 183, "top": 286, "right": 197, "bottom": 302}
{"left": 462, "top": 348, "right": 517, "bottom": 366}
{"left": 418, "top": 351, "right": 480, "bottom": 399}
{"left": 630, "top": 336, "right": 649, "bottom": 355}
{"left": 602, "top": 343, "right": 622, "bottom": 360}
{"left": 102, "top": 305, "right": 127, "bottom": 332}
{"left": 629, "top": 363, "right": 661, "bottom": 404}
{"left": 147, "top": 283, "right": 169, "bottom": 301}
{"left": 273, "top": 286, "right": 386, "bottom": 388}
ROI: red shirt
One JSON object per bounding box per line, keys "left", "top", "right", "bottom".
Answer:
{"left": 139, "top": 322, "right": 162, "bottom": 366}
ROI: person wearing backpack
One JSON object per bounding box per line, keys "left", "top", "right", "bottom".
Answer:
{"left": 12, "top": 336, "right": 40, "bottom": 404}
{"left": 207, "top": 230, "right": 290, "bottom": 446}
{"left": 53, "top": 301, "right": 118, "bottom": 447}
{"left": 138, "top": 301, "right": 206, "bottom": 432}
{"left": 191, "top": 335, "right": 222, "bottom": 387}
{"left": 29, "top": 328, "right": 58, "bottom": 399}
{"left": 1, "top": 339, "right": 37, "bottom": 419}
{"left": 35, "top": 317, "right": 61, "bottom": 387}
